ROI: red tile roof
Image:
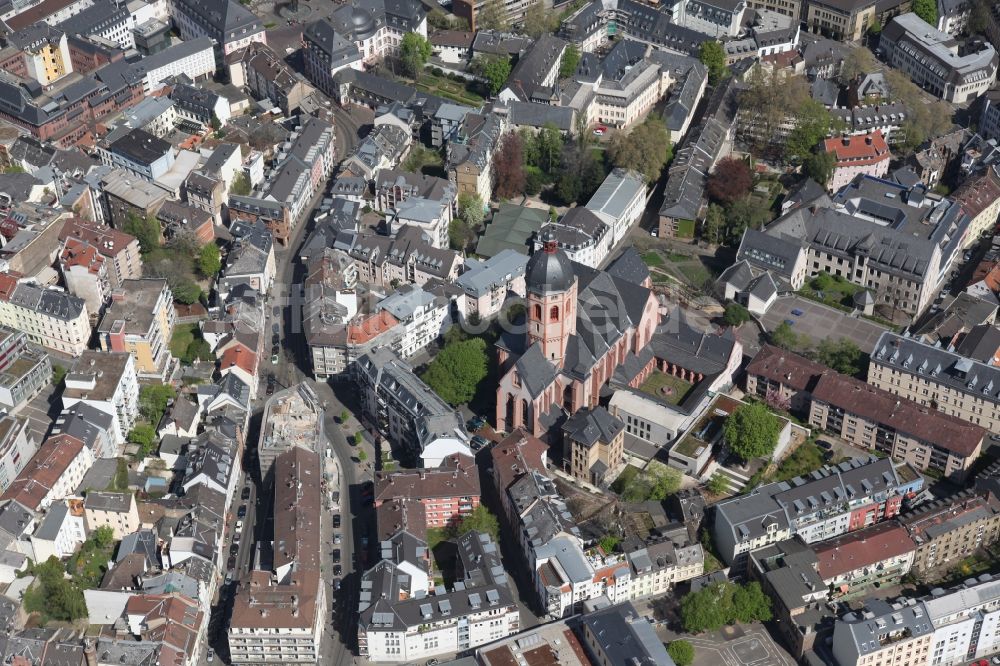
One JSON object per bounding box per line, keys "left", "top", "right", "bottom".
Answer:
{"left": 59, "top": 218, "right": 137, "bottom": 258}
{"left": 813, "top": 522, "right": 915, "bottom": 581}
{"left": 490, "top": 429, "right": 548, "bottom": 494}
{"left": 0, "top": 434, "right": 85, "bottom": 511}
{"left": 824, "top": 131, "right": 890, "bottom": 166}
{"left": 221, "top": 345, "right": 257, "bottom": 376}
{"left": 61, "top": 237, "right": 106, "bottom": 275}
{"left": 746, "top": 344, "right": 828, "bottom": 392}
{"left": 374, "top": 453, "right": 479, "bottom": 503}
{"left": 346, "top": 310, "right": 399, "bottom": 345}
{"left": 812, "top": 373, "right": 985, "bottom": 458}
{"left": 0, "top": 272, "right": 18, "bottom": 301}
{"left": 954, "top": 165, "right": 1000, "bottom": 220}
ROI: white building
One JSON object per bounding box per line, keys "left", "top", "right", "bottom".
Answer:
{"left": 376, "top": 285, "right": 450, "bottom": 360}
{"left": 533, "top": 210, "right": 611, "bottom": 269}
{"left": 454, "top": 250, "right": 528, "bottom": 321}
{"left": 585, "top": 168, "right": 647, "bottom": 247}
{"left": 0, "top": 280, "right": 90, "bottom": 356}
{"left": 61, "top": 351, "right": 140, "bottom": 447}
{"left": 0, "top": 415, "right": 38, "bottom": 495}
{"left": 30, "top": 502, "right": 87, "bottom": 561}
{"left": 126, "top": 36, "right": 215, "bottom": 93}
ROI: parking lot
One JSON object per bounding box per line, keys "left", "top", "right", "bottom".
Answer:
{"left": 761, "top": 296, "right": 890, "bottom": 352}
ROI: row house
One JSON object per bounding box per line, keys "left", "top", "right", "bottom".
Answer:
{"left": 0, "top": 274, "right": 90, "bottom": 356}
{"left": 373, "top": 453, "right": 480, "bottom": 528}
{"left": 62, "top": 350, "right": 140, "bottom": 448}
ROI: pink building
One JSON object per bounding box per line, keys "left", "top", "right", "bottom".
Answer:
{"left": 823, "top": 131, "right": 891, "bottom": 193}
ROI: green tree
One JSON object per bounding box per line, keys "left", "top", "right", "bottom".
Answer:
{"left": 476, "top": 0, "right": 509, "bottom": 31}
{"left": 172, "top": 278, "right": 202, "bottom": 304}
{"left": 354, "top": 432, "right": 364, "bottom": 446}
{"left": 608, "top": 117, "right": 671, "bottom": 183}
{"left": 128, "top": 424, "right": 156, "bottom": 457}
{"left": 559, "top": 44, "right": 581, "bottom": 78}
{"left": 681, "top": 581, "right": 734, "bottom": 633}
{"left": 26, "top": 557, "right": 86, "bottom": 621}
{"left": 913, "top": 0, "right": 937, "bottom": 26}
{"left": 667, "top": 640, "right": 695, "bottom": 666}
{"left": 803, "top": 150, "right": 837, "bottom": 187}
{"left": 868, "top": 18, "right": 882, "bottom": 35}
{"left": 534, "top": 123, "right": 563, "bottom": 175}
{"left": 707, "top": 473, "right": 729, "bottom": 495}
{"left": 454, "top": 505, "right": 500, "bottom": 540}
{"left": 840, "top": 47, "right": 877, "bottom": 84}
{"left": 769, "top": 321, "right": 799, "bottom": 350}
{"left": 231, "top": 171, "right": 252, "bottom": 196}
{"left": 970, "top": 0, "right": 990, "bottom": 33}
{"left": 723, "top": 302, "right": 750, "bottom": 327}
{"left": 699, "top": 41, "right": 729, "bottom": 84}
{"left": 648, "top": 464, "right": 682, "bottom": 500}
{"left": 523, "top": 1, "right": 561, "bottom": 38}
{"left": 52, "top": 364, "right": 67, "bottom": 387}
{"left": 598, "top": 535, "right": 621, "bottom": 553}
{"left": 732, "top": 581, "right": 773, "bottom": 623}
{"left": 477, "top": 55, "right": 512, "bottom": 96}
{"left": 421, "top": 338, "right": 489, "bottom": 405}
{"left": 340, "top": 410, "right": 350, "bottom": 423}
{"left": 458, "top": 192, "right": 486, "bottom": 227}
{"left": 815, "top": 338, "right": 866, "bottom": 376}
{"left": 724, "top": 196, "right": 772, "bottom": 244}
{"left": 358, "top": 449, "right": 367, "bottom": 462}
{"left": 784, "top": 99, "right": 835, "bottom": 162}
{"left": 702, "top": 203, "right": 725, "bottom": 245}
{"left": 3, "top": 164, "right": 26, "bottom": 174}
{"left": 197, "top": 242, "right": 221, "bottom": 277}
{"left": 723, "top": 402, "right": 782, "bottom": 461}
{"left": 123, "top": 212, "right": 161, "bottom": 253}
{"left": 400, "top": 32, "right": 432, "bottom": 77}
{"left": 139, "top": 383, "right": 176, "bottom": 424}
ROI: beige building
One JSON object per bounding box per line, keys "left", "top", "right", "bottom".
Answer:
{"left": 562, "top": 407, "right": 625, "bottom": 488}
{"left": 84, "top": 491, "right": 139, "bottom": 539}
{"left": 951, "top": 164, "right": 1000, "bottom": 249}
{"left": 97, "top": 279, "right": 175, "bottom": 379}
{"left": 899, "top": 490, "right": 1000, "bottom": 574}
{"left": 805, "top": 0, "right": 877, "bottom": 42}
{"left": 832, "top": 598, "right": 933, "bottom": 666}
{"left": 745, "top": 344, "right": 829, "bottom": 414}
{"left": 809, "top": 372, "right": 984, "bottom": 481}
{"left": 0, "top": 275, "right": 90, "bottom": 356}
{"left": 868, "top": 331, "right": 1000, "bottom": 433}
{"left": 747, "top": 0, "right": 802, "bottom": 19}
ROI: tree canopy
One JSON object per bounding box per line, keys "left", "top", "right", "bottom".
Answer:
{"left": 477, "top": 55, "right": 512, "bottom": 96}
{"left": 803, "top": 150, "right": 837, "bottom": 187}
{"left": 454, "top": 505, "right": 500, "bottom": 540}
{"left": 913, "top": 0, "right": 937, "bottom": 26}
{"left": 723, "top": 302, "right": 750, "bottom": 327}
{"left": 400, "top": 32, "right": 432, "bottom": 77}
{"left": 476, "top": 0, "right": 509, "bottom": 31}
{"left": 680, "top": 581, "right": 772, "bottom": 633}
{"left": 559, "top": 44, "right": 581, "bottom": 79}
{"left": 124, "top": 213, "right": 161, "bottom": 253}
{"left": 699, "top": 41, "right": 729, "bottom": 84}
{"left": 707, "top": 157, "right": 753, "bottom": 205}
{"left": 492, "top": 133, "right": 526, "bottom": 200}
{"left": 707, "top": 473, "right": 730, "bottom": 495}
{"left": 25, "top": 557, "right": 87, "bottom": 622}
{"left": 885, "top": 68, "right": 954, "bottom": 152}
{"left": 197, "top": 242, "right": 221, "bottom": 278}
{"left": 139, "top": 383, "right": 176, "bottom": 424}
{"left": 840, "top": 48, "right": 877, "bottom": 84}
{"left": 667, "top": 641, "right": 695, "bottom": 666}
{"left": 723, "top": 402, "right": 782, "bottom": 461}
{"left": 608, "top": 117, "right": 671, "bottom": 183}
{"left": 230, "top": 171, "right": 251, "bottom": 196}
{"left": 814, "top": 338, "right": 866, "bottom": 376}
{"left": 421, "top": 338, "right": 489, "bottom": 405}
{"left": 769, "top": 321, "right": 800, "bottom": 350}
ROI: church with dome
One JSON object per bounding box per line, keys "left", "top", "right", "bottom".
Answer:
{"left": 496, "top": 234, "right": 742, "bottom": 443}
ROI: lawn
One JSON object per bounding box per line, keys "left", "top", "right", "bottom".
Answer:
{"left": 170, "top": 323, "right": 198, "bottom": 358}
{"left": 642, "top": 251, "right": 664, "bottom": 267}
{"left": 639, "top": 370, "right": 693, "bottom": 405}
{"left": 676, "top": 261, "right": 712, "bottom": 286}
{"left": 773, "top": 440, "right": 826, "bottom": 483}
{"left": 413, "top": 72, "right": 484, "bottom": 106}
{"left": 801, "top": 271, "right": 863, "bottom": 309}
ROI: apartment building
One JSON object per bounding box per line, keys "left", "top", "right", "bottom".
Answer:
{"left": 375, "top": 285, "right": 449, "bottom": 360}
{"left": 5, "top": 23, "right": 72, "bottom": 85}
{"left": 804, "top": 0, "right": 877, "bottom": 42}
{"left": 834, "top": 576, "right": 1000, "bottom": 666}
{"left": 833, "top": 598, "right": 933, "bottom": 666}
{"left": 562, "top": 406, "right": 625, "bottom": 488}
{"left": 99, "top": 128, "right": 174, "bottom": 182}
{"left": 534, "top": 209, "right": 612, "bottom": 269}
{"left": 301, "top": 18, "right": 362, "bottom": 98}
{"left": 62, "top": 351, "right": 140, "bottom": 447}
{"left": 880, "top": 13, "right": 997, "bottom": 104}
{"left": 358, "top": 530, "right": 519, "bottom": 662}
{"left": 230, "top": 41, "right": 314, "bottom": 114}
{"left": 356, "top": 347, "right": 471, "bottom": 467}
{"left": 0, "top": 434, "right": 93, "bottom": 512}
{"left": 97, "top": 278, "right": 175, "bottom": 379}
{"left": 746, "top": 0, "right": 801, "bottom": 19}
{"left": 713, "top": 456, "right": 922, "bottom": 568}
{"left": 446, "top": 111, "right": 507, "bottom": 204}
{"left": 813, "top": 522, "right": 916, "bottom": 594}
{"left": 0, "top": 276, "right": 89, "bottom": 356}
{"left": 578, "top": 602, "right": 675, "bottom": 666}
{"left": 59, "top": 237, "right": 111, "bottom": 321}
{"left": 951, "top": 164, "right": 1000, "bottom": 247}
{"left": 585, "top": 168, "right": 647, "bottom": 248}
{"left": 124, "top": 36, "right": 215, "bottom": 93}
{"left": 823, "top": 132, "right": 891, "bottom": 193}
{"left": 58, "top": 219, "right": 143, "bottom": 288}
{"left": 454, "top": 250, "right": 528, "bottom": 320}
{"left": 745, "top": 344, "right": 830, "bottom": 414}
{"left": 0, "top": 414, "right": 38, "bottom": 495}
{"left": 624, "top": 537, "right": 704, "bottom": 600}
{"left": 0, "top": 328, "right": 51, "bottom": 411}
{"left": 228, "top": 447, "right": 324, "bottom": 665}
{"left": 373, "top": 454, "right": 480, "bottom": 529}
{"left": 899, "top": 489, "right": 1000, "bottom": 574}
{"left": 869, "top": 331, "right": 1000, "bottom": 433}
{"left": 582, "top": 40, "right": 667, "bottom": 131}
{"left": 84, "top": 491, "right": 139, "bottom": 538}
{"left": 168, "top": 0, "right": 266, "bottom": 57}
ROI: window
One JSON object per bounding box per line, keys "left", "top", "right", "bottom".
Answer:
{"left": 533, "top": 304, "right": 541, "bottom": 320}
{"left": 550, "top": 305, "right": 559, "bottom": 322}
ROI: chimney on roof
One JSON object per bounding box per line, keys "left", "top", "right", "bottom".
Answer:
{"left": 842, "top": 136, "right": 851, "bottom": 146}
{"left": 866, "top": 134, "right": 873, "bottom": 145}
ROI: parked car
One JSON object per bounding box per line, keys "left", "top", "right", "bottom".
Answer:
{"left": 206, "top": 649, "right": 214, "bottom": 663}
{"left": 332, "top": 491, "right": 340, "bottom": 504}
{"left": 241, "top": 486, "right": 251, "bottom": 500}
{"left": 333, "top": 564, "right": 342, "bottom": 576}
{"left": 817, "top": 439, "right": 833, "bottom": 450}
{"left": 333, "top": 579, "right": 341, "bottom": 591}
{"left": 271, "top": 333, "right": 280, "bottom": 345}
{"left": 272, "top": 323, "right": 279, "bottom": 334}
{"left": 237, "top": 505, "right": 247, "bottom": 518}
{"left": 471, "top": 435, "right": 489, "bottom": 451}
{"left": 784, "top": 319, "right": 795, "bottom": 326}
{"left": 334, "top": 533, "right": 342, "bottom": 544}
{"left": 227, "top": 555, "right": 237, "bottom": 569}
{"left": 790, "top": 308, "right": 804, "bottom": 316}
{"left": 333, "top": 514, "right": 341, "bottom": 528}
{"left": 229, "top": 544, "right": 239, "bottom": 556}
{"left": 466, "top": 416, "right": 486, "bottom": 431}
{"left": 333, "top": 549, "right": 341, "bottom": 563}
{"left": 593, "top": 126, "right": 607, "bottom": 136}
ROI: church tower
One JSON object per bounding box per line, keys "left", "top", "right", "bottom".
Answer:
{"left": 525, "top": 229, "right": 577, "bottom": 366}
